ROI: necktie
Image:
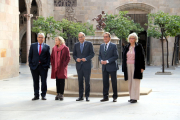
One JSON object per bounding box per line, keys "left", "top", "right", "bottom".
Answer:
{"left": 80, "top": 43, "right": 83, "bottom": 53}
{"left": 39, "top": 44, "right": 42, "bottom": 55}
{"left": 104, "top": 44, "right": 107, "bottom": 55}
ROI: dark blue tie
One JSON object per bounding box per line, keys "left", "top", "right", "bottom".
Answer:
{"left": 80, "top": 43, "right": 83, "bottom": 53}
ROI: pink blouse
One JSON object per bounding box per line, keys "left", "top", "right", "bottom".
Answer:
{"left": 126, "top": 46, "right": 135, "bottom": 64}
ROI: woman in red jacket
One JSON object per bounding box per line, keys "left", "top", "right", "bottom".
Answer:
{"left": 51, "top": 36, "right": 70, "bottom": 101}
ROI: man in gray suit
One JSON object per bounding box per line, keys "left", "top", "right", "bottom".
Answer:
{"left": 99, "top": 32, "right": 119, "bottom": 102}
{"left": 73, "top": 32, "right": 95, "bottom": 102}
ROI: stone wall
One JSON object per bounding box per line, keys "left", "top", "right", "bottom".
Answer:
{"left": 52, "top": 0, "right": 180, "bottom": 66}
{"left": 18, "top": 0, "right": 180, "bottom": 66}
{"left": 0, "top": 0, "right": 19, "bottom": 79}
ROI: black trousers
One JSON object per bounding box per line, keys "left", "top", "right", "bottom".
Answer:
{"left": 30, "top": 64, "right": 48, "bottom": 98}
{"left": 56, "top": 78, "right": 65, "bottom": 94}
{"left": 77, "top": 66, "right": 91, "bottom": 98}
{"left": 102, "top": 67, "right": 118, "bottom": 99}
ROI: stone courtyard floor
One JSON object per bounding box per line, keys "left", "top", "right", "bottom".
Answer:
{"left": 0, "top": 64, "right": 180, "bottom": 120}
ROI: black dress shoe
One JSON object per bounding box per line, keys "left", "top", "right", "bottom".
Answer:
{"left": 86, "top": 97, "right": 90, "bottom": 102}
{"left": 42, "top": 97, "right": 47, "bottom": 100}
{"left": 113, "top": 98, "right": 117, "bottom": 102}
{"left": 128, "top": 99, "right": 132, "bottom": 102}
{"left": 32, "top": 97, "right": 39, "bottom": 101}
{"left": 76, "top": 98, "right": 84, "bottom": 101}
{"left": 130, "top": 100, "right": 137, "bottom": 103}
{"left": 100, "top": 98, "right": 109, "bottom": 102}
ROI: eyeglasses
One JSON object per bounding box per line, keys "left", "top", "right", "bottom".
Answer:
{"left": 78, "top": 36, "right": 84, "bottom": 39}
{"left": 129, "top": 38, "right": 135, "bottom": 39}
{"left": 104, "top": 36, "right": 109, "bottom": 38}
{"left": 38, "top": 37, "right": 44, "bottom": 39}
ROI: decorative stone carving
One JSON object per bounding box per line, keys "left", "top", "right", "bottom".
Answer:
{"left": 65, "top": 7, "right": 77, "bottom": 22}
{"left": 54, "top": 0, "right": 77, "bottom": 7}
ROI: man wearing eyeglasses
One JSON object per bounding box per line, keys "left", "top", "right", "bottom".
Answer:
{"left": 28, "top": 33, "right": 50, "bottom": 101}
{"left": 99, "top": 32, "right": 119, "bottom": 102}
{"left": 73, "top": 32, "right": 95, "bottom": 102}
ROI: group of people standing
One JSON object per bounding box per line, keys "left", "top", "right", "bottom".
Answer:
{"left": 28, "top": 32, "right": 145, "bottom": 103}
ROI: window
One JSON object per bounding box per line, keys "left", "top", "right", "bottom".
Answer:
{"left": 54, "top": 0, "right": 77, "bottom": 7}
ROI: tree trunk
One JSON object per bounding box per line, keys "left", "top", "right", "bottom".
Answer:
{"left": 164, "top": 36, "right": 169, "bottom": 68}
{"left": 171, "top": 37, "right": 177, "bottom": 66}
{"left": 45, "top": 36, "right": 47, "bottom": 43}
{"left": 161, "top": 29, "right": 165, "bottom": 73}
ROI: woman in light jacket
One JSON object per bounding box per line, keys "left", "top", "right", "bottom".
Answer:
{"left": 122, "top": 33, "right": 145, "bottom": 103}
{"left": 51, "top": 36, "right": 70, "bottom": 101}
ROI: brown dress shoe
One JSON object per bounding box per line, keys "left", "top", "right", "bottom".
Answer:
{"left": 100, "top": 98, "right": 109, "bottom": 102}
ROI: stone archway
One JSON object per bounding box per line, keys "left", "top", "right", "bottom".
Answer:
{"left": 115, "top": 2, "right": 156, "bottom": 65}
{"left": 115, "top": 2, "right": 156, "bottom": 14}
{"left": 19, "top": 0, "right": 40, "bottom": 63}
{"left": 35, "top": 0, "right": 42, "bottom": 16}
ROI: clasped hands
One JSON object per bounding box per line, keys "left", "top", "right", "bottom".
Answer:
{"left": 101, "top": 60, "right": 107, "bottom": 65}
{"left": 77, "top": 58, "right": 86, "bottom": 62}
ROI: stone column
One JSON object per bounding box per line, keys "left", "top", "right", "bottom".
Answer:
{"left": 24, "top": 14, "right": 33, "bottom": 64}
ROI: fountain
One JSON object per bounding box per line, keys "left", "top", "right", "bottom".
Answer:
{"left": 47, "top": 11, "right": 152, "bottom": 97}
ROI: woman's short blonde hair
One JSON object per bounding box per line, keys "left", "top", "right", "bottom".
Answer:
{"left": 127, "top": 33, "right": 138, "bottom": 43}
{"left": 56, "top": 36, "right": 65, "bottom": 44}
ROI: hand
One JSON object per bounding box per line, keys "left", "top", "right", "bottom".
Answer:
{"left": 82, "top": 58, "right": 86, "bottom": 62}
{"left": 77, "top": 58, "right": 82, "bottom": 62}
{"left": 103, "top": 61, "right": 107, "bottom": 65}
{"left": 101, "top": 61, "right": 104, "bottom": 65}
{"left": 141, "top": 69, "right": 144, "bottom": 73}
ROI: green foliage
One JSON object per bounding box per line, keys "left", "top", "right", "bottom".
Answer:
{"left": 32, "top": 16, "right": 59, "bottom": 39}
{"left": 32, "top": 16, "right": 95, "bottom": 42}
{"left": 104, "top": 11, "right": 144, "bottom": 39}
{"left": 59, "top": 19, "right": 95, "bottom": 39}
{"left": 146, "top": 11, "right": 180, "bottom": 39}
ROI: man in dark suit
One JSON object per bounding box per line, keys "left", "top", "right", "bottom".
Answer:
{"left": 28, "top": 33, "right": 50, "bottom": 101}
{"left": 73, "top": 32, "right": 95, "bottom": 102}
{"left": 99, "top": 32, "right": 119, "bottom": 102}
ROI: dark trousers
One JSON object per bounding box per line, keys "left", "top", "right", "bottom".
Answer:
{"left": 102, "top": 67, "right": 118, "bottom": 99}
{"left": 56, "top": 78, "right": 65, "bottom": 94}
{"left": 77, "top": 66, "right": 91, "bottom": 98}
{"left": 30, "top": 64, "right": 48, "bottom": 98}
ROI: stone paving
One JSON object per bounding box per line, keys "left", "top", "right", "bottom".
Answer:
{"left": 0, "top": 64, "right": 180, "bottom": 120}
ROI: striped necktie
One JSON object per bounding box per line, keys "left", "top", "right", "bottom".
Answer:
{"left": 104, "top": 44, "right": 107, "bottom": 55}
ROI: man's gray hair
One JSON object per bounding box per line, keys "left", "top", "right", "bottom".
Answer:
{"left": 103, "top": 32, "right": 111, "bottom": 38}
{"left": 37, "top": 33, "right": 45, "bottom": 38}
{"left": 78, "top": 32, "right": 85, "bottom": 37}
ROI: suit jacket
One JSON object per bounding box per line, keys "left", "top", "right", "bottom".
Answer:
{"left": 99, "top": 42, "right": 119, "bottom": 72}
{"left": 122, "top": 43, "right": 145, "bottom": 80}
{"left": 73, "top": 41, "right": 95, "bottom": 70}
{"left": 28, "top": 42, "right": 50, "bottom": 70}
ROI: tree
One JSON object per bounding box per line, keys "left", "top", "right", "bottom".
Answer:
{"left": 146, "top": 11, "right": 180, "bottom": 72}
{"left": 104, "top": 11, "right": 144, "bottom": 40}
{"left": 58, "top": 19, "right": 95, "bottom": 40}
{"left": 32, "top": 16, "right": 60, "bottom": 43}
{"left": 32, "top": 17, "right": 95, "bottom": 43}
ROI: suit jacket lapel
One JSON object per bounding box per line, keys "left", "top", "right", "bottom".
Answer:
{"left": 82, "top": 41, "right": 87, "bottom": 54}
{"left": 77, "top": 42, "right": 81, "bottom": 53}
{"left": 36, "top": 42, "right": 39, "bottom": 56}
{"left": 105, "top": 42, "right": 112, "bottom": 56}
